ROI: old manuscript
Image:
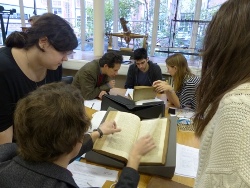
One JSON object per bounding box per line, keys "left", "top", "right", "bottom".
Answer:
{"left": 93, "top": 111, "right": 170, "bottom": 165}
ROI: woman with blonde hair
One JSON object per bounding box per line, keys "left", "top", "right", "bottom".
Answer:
{"left": 153, "top": 53, "right": 200, "bottom": 109}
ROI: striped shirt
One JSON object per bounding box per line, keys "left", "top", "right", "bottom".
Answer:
{"left": 176, "top": 74, "right": 200, "bottom": 110}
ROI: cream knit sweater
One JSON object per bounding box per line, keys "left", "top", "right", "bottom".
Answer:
{"left": 194, "top": 83, "right": 250, "bottom": 188}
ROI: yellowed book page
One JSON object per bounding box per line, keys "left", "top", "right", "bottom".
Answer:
{"left": 138, "top": 118, "right": 169, "bottom": 164}
{"left": 94, "top": 111, "right": 140, "bottom": 160}
{"left": 133, "top": 86, "right": 156, "bottom": 102}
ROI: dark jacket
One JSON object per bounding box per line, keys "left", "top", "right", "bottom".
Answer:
{"left": 0, "top": 135, "right": 139, "bottom": 188}
{"left": 124, "top": 60, "right": 162, "bottom": 89}
{"left": 72, "top": 59, "right": 110, "bottom": 100}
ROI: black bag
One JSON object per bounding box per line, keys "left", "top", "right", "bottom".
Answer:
{"left": 101, "top": 94, "right": 165, "bottom": 120}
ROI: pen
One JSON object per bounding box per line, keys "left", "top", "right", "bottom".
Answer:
{"left": 91, "top": 103, "right": 94, "bottom": 109}
{"left": 87, "top": 182, "right": 92, "bottom": 186}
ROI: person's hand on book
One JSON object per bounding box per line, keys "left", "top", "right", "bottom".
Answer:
{"left": 99, "top": 120, "right": 121, "bottom": 135}
{"left": 98, "top": 91, "right": 108, "bottom": 99}
{"left": 127, "top": 135, "right": 156, "bottom": 170}
{"left": 153, "top": 80, "right": 173, "bottom": 93}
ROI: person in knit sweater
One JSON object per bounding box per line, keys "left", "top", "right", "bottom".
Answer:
{"left": 193, "top": 0, "right": 250, "bottom": 187}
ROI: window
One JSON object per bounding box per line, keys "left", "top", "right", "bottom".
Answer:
{"left": 53, "top": 8, "right": 62, "bottom": 15}
{"left": 0, "top": 0, "right": 225, "bottom": 56}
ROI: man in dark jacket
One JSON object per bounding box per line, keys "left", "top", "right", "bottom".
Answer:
{"left": 0, "top": 82, "right": 155, "bottom": 188}
{"left": 72, "top": 52, "right": 123, "bottom": 100}
{"left": 125, "top": 48, "right": 162, "bottom": 89}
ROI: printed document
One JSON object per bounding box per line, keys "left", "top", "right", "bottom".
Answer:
{"left": 67, "top": 161, "right": 118, "bottom": 187}
{"left": 175, "top": 143, "right": 199, "bottom": 178}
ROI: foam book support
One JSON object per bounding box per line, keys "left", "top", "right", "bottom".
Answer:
{"left": 85, "top": 115, "right": 177, "bottom": 178}
{"left": 101, "top": 94, "right": 165, "bottom": 120}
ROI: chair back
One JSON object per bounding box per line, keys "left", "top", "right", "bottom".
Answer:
{"left": 61, "top": 76, "right": 73, "bottom": 84}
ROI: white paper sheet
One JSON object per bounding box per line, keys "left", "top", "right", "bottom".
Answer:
{"left": 175, "top": 143, "right": 199, "bottom": 178}
{"left": 84, "top": 99, "right": 102, "bottom": 111}
{"left": 176, "top": 108, "right": 195, "bottom": 119}
{"left": 67, "top": 161, "right": 118, "bottom": 187}
{"left": 122, "top": 55, "right": 131, "bottom": 61}
{"left": 89, "top": 111, "right": 107, "bottom": 132}
{"left": 125, "top": 88, "right": 133, "bottom": 97}
{"left": 135, "top": 98, "right": 162, "bottom": 105}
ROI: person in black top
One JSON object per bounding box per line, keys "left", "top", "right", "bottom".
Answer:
{"left": 124, "top": 48, "right": 162, "bottom": 89}
{"left": 0, "top": 13, "right": 78, "bottom": 145}
{"left": 0, "top": 82, "right": 156, "bottom": 188}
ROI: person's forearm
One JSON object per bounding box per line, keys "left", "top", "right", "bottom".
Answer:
{"left": 126, "top": 155, "right": 141, "bottom": 170}
{"left": 100, "top": 84, "right": 110, "bottom": 91}
{"left": 166, "top": 91, "right": 180, "bottom": 108}
{"left": 115, "top": 167, "right": 140, "bottom": 188}
{"left": 90, "top": 131, "right": 101, "bottom": 142}
{"left": 81, "top": 87, "right": 102, "bottom": 100}
{"left": 70, "top": 134, "right": 93, "bottom": 163}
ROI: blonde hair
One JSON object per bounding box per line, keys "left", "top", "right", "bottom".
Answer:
{"left": 166, "top": 53, "right": 192, "bottom": 92}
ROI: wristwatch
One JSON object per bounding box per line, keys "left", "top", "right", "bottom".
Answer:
{"left": 93, "top": 128, "right": 103, "bottom": 138}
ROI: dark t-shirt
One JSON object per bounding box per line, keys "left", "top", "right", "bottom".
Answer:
{"left": 0, "top": 47, "right": 62, "bottom": 132}
{"left": 137, "top": 71, "right": 152, "bottom": 86}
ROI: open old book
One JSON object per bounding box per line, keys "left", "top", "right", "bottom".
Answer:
{"left": 93, "top": 110, "right": 170, "bottom": 165}
{"left": 128, "top": 86, "right": 156, "bottom": 102}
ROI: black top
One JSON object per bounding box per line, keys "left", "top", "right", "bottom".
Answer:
{"left": 0, "top": 47, "right": 62, "bottom": 132}
{"left": 137, "top": 71, "right": 151, "bottom": 86}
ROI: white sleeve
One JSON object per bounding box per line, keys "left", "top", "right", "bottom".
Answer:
{"left": 195, "top": 93, "right": 250, "bottom": 188}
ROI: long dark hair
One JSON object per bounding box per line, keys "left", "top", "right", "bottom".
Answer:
{"left": 5, "top": 13, "right": 78, "bottom": 52}
{"left": 194, "top": 0, "right": 250, "bottom": 137}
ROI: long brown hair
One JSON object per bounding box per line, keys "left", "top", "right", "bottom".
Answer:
{"left": 194, "top": 0, "right": 250, "bottom": 137}
{"left": 166, "top": 53, "right": 192, "bottom": 92}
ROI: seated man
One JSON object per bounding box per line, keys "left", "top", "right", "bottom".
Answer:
{"left": 125, "top": 48, "right": 162, "bottom": 89}
{"left": 0, "top": 82, "right": 155, "bottom": 188}
{"left": 72, "top": 52, "right": 123, "bottom": 100}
